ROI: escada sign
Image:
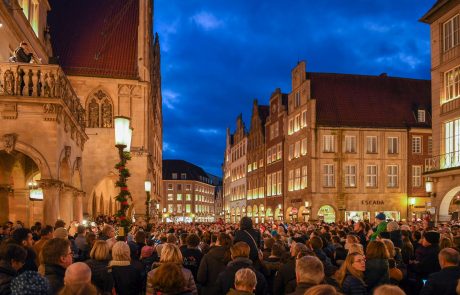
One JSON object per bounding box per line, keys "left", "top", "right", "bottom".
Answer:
{"left": 361, "top": 200, "right": 384, "bottom": 205}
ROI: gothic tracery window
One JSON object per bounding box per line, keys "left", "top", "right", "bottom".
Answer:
{"left": 86, "top": 90, "right": 113, "bottom": 128}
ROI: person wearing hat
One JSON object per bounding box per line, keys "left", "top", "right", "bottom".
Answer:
{"left": 410, "top": 231, "right": 441, "bottom": 291}
{"left": 370, "top": 212, "right": 387, "bottom": 241}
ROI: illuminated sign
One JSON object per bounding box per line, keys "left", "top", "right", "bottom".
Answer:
{"left": 29, "top": 189, "right": 43, "bottom": 201}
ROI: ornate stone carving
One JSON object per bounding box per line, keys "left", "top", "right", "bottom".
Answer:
{"left": 38, "top": 179, "right": 64, "bottom": 190}
{"left": 88, "top": 98, "right": 99, "bottom": 128}
{"left": 43, "top": 73, "right": 56, "bottom": 98}
{"left": 43, "top": 103, "right": 59, "bottom": 121}
{"left": 75, "top": 157, "right": 82, "bottom": 170}
{"left": 1, "top": 133, "right": 17, "bottom": 153}
{"left": 64, "top": 115, "right": 70, "bottom": 132}
{"left": 102, "top": 99, "right": 112, "bottom": 127}
{"left": 4, "top": 70, "right": 15, "bottom": 95}
{"left": 64, "top": 146, "right": 71, "bottom": 159}
{"left": 0, "top": 103, "right": 18, "bottom": 119}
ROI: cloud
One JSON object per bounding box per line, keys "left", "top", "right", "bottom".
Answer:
{"left": 163, "top": 142, "right": 176, "bottom": 154}
{"left": 197, "top": 128, "right": 221, "bottom": 135}
{"left": 162, "top": 89, "right": 180, "bottom": 110}
{"left": 190, "top": 11, "right": 224, "bottom": 31}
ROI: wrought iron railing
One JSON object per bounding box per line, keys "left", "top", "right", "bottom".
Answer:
{"left": 425, "top": 151, "right": 460, "bottom": 172}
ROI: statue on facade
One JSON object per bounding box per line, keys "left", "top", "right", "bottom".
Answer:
{"left": 4, "top": 70, "right": 14, "bottom": 95}
{"left": 88, "top": 99, "right": 99, "bottom": 128}
{"left": 102, "top": 99, "right": 112, "bottom": 128}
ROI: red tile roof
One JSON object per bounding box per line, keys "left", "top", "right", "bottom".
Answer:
{"left": 47, "top": 0, "right": 139, "bottom": 79}
{"left": 308, "top": 72, "right": 431, "bottom": 128}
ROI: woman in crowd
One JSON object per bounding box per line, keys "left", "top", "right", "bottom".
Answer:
{"left": 336, "top": 252, "right": 367, "bottom": 295}
{"left": 364, "top": 240, "right": 390, "bottom": 291}
{"left": 85, "top": 240, "right": 113, "bottom": 295}
{"left": 109, "top": 241, "right": 142, "bottom": 295}
{"left": 147, "top": 262, "right": 193, "bottom": 295}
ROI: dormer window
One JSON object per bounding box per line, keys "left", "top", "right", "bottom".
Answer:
{"left": 417, "top": 110, "right": 426, "bottom": 123}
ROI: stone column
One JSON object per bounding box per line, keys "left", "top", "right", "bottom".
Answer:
{"left": 39, "top": 179, "right": 63, "bottom": 226}
{"left": 60, "top": 187, "right": 74, "bottom": 224}
{"left": 73, "top": 191, "right": 84, "bottom": 222}
{"left": 0, "top": 186, "right": 10, "bottom": 224}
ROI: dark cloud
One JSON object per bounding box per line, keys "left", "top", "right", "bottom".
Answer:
{"left": 155, "top": 0, "right": 434, "bottom": 176}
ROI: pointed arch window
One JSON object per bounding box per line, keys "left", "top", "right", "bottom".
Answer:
{"left": 87, "top": 90, "right": 113, "bottom": 128}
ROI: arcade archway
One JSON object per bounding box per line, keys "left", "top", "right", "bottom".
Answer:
{"left": 439, "top": 186, "right": 460, "bottom": 221}
{"left": 318, "top": 205, "right": 336, "bottom": 223}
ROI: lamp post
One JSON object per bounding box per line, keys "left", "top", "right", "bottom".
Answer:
{"left": 144, "top": 180, "right": 151, "bottom": 223}
{"left": 425, "top": 179, "right": 434, "bottom": 197}
{"left": 114, "top": 116, "right": 133, "bottom": 238}
{"left": 408, "top": 197, "right": 415, "bottom": 221}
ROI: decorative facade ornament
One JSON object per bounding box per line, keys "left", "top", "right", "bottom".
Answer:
{"left": 75, "top": 157, "right": 82, "bottom": 170}
{"left": 0, "top": 103, "right": 18, "bottom": 119}
{"left": 86, "top": 90, "right": 112, "bottom": 128}
{"left": 64, "top": 146, "right": 71, "bottom": 159}
{"left": 1, "top": 133, "right": 17, "bottom": 153}
{"left": 38, "top": 179, "right": 64, "bottom": 190}
{"left": 102, "top": 99, "right": 113, "bottom": 128}
{"left": 4, "top": 70, "right": 15, "bottom": 95}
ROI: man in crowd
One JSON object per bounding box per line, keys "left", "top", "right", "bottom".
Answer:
{"left": 0, "top": 243, "right": 27, "bottom": 294}
{"left": 33, "top": 225, "right": 54, "bottom": 263}
{"left": 287, "top": 256, "right": 324, "bottom": 295}
{"left": 41, "top": 238, "right": 73, "bottom": 294}
{"left": 420, "top": 247, "right": 460, "bottom": 295}
{"left": 10, "top": 228, "right": 36, "bottom": 272}
{"left": 273, "top": 242, "right": 308, "bottom": 295}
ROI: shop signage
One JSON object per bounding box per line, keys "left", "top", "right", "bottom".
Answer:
{"left": 290, "top": 198, "right": 302, "bottom": 203}
{"left": 361, "top": 200, "right": 384, "bottom": 205}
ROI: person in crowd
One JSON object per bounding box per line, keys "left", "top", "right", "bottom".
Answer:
{"left": 13, "top": 41, "right": 34, "bottom": 63}
{"left": 0, "top": 243, "right": 27, "bottom": 294}
{"left": 304, "top": 284, "right": 340, "bottom": 295}
{"left": 146, "top": 243, "right": 197, "bottom": 295}
{"left": 79, "top": 232, "right": 96, "bottom": 262}
{"left": 287, "top": 256, "right": 324, "bottom": 295}
{"left": 155, "top": 236, "right": 168, "bottom": 258}
{"left": 109, "top": 241, "right": 142, "bottom": 295}
{"left": 140, "top": 245, "right": 157, "bottom": 274}
{"left": 364, "top": 240, "right": 390, "bottom": 291}
{"left": 420, "top": 247, "right": 460, "bottom": 295}
{"left": 370, "top": 212, "right": 387, "bottom": 241}
{"left": 233, "top": 217, "right": 261, "bottom": 263}
{"left": 179, "top": 233, "right": 189, "bottom": 252}
{"left": 227, "top": 268, "right": 257, "bottom": 295}
{"left": 197, "top": 232, "right": 233, "bottom": 294}
{"left": 263, "top": 242, "right": 284, "bottom": 295}
{"left": 147, "top": 262, "right": 193, "bottom": 295}
{"left": 386, "top": 221, "right": 403, "bottom": 249}
{"left": 262, "top": 238, "right": 275, "bottom": 260}
{"left": 310, "top": 236, "right": 336, "bottom": 277}
{"left": 10, "top": 270, "right": 50, "bottom": 295}
{"left": 411, "top": 231, "right": 441, "bottom": 283}
{"left": 181, "top": 233, "right": 203, "bottom": 281}
{"left": 336, "top": 252, "right": 367, "bottom": 295}
{"left": 352, "top": 222, "right": 367, "bottom": 250}
{"left": 99, "top": 225, "right": 116, "bottom": 249}
{"left": 373, "top": 284, "right": 405, "bottom": 295}
{"left": 439, "top": 237, "right": 453, "bottom": 250}
{"left": 84, "top": 240, "right": 113, "bottom": 295}
{"left": 273, "top": 242, "right": 308, "bottom": 295}
{"left": 215, "top": 242, "right": 267, "bottom": 295}
{"left": 41, "top": 238, "right": 73, "bottom": 294}
{"left": 33, "top": 225, "right": 54, "bottom": 264}
{"left": 344, "top": 235, "right": 360, "bottom": 251}
{"left": 9, "top": 228, "right": 37, "bottom": 273}
{"left": 74, "top": 225, "right": 87, "bottom": 255}
{"left": 54, "top": 220, "right": 66, "bottom": 230}
{"left": 401, "top": 230, "right": 414, "bottom": 265}
{"left": 59, "top": 262, "right": 98, "bottom": 295}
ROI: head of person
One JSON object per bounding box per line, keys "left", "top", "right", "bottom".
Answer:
{"left": 290, "top": 241, "right": 308, "bottom": 258}
{"left": 86, "top": 232, "right": 96, "bottom": 246}
{"left": 381, "top": 239, "right": 395, "bottom": 258}
{"left": 0, "top": 243, "right": 27, "bottom": 271}
{"left": 240, "top": 217, "right": 253, "bottom": 231}
{"left": 422, "top": 231, "right": 440, "bottom": 247}
{"left": 337, "top": 253, "right": 365, "bottom": 286}
{"left": 217, "top": 232, "right": 232, "bottom": 247}
{"left": 271, "top": 243, "right": 284, "bottom": 258}
{"left": 234, "top": 268, "right": 257, "bottom": 292}
{"left": 373, "top": 284, "right": 405, "bottom": 295}
{"left": 111, "top": 241, "right": 131, "bottom": 262}
{"left": 150, "top": 262, "right": 186, "bottom": 293}
{"left": 141, "top": 246, "right": 154, "bottom": 259}
{"left": 353, "top": 222, "right": 365, "bottom": 232}
{"left": 159, "top": 243, "right": 183, "bottom": 264}
{"left": 135, "top": 230, "right": 146, "bottom": 244}
{"left": 295, "top": 256, "right": 324, "bottom": 285}
{"left": 76, "top": 225, "right": 87, "bottom": 236}
{"left": 375, "top": 212, "right": 386, "bottom": 224}
{"left": 438, "top": 247, "right": 460, "bottom": 269}
{"left": 63, "top": 262, "right": 92, "bottom": 286}
{"left": 11, "top": 228, "right": 34, "bottom": 247}
{"left": 90, "top": 240, "right": 109, "bottom": 261}
{"left": 166, "top": 233, "right": 177, "bottom": 244}
{"left": 11, "top": 271, "right": 50, "bottom": 295}
{"left": 230, "top": 242, "right": 250, "bottom": 260}
{"left": 179, "top": 233, "right": 188, "bottom": 245}
{"left": 304, "top": 284, "right": 339, "bottom": 295}
{"left": 366, "top": 240, "right": 390, "bottom": 260}
{"left": 102, "top": 225, "right": 115, "bottom": 238}
{"left": 41, "top": 238, "right": 72, "bottom": 268}
{"left": 310, "top": 236, "right": 323, "bottom": 251}
{"left": 40, "top": 225, "right": 54, "bottom": 240}
{"left": 53, "top": 227, "right": 69, "bottom": 240}
{"left": 55, "top": 220, "right": 66, "bottom": 229}
{"left": 186, "top": 234, "right": 200, "bottom": 248}
{"left": 440, "top": 237, "right": 453, "bottom": 250}
{"left": 347, "top": 243, "right": 364, "bottom": 255}
{"left": 386, "top": 221, "right": 399, "bottom": 233}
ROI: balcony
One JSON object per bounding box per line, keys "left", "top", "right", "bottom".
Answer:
{"left": 0, "top": 62, "right": 86, "bottom": 127}
{"left": 441, "top": 97, "right": 460, "bottom": 115}
{"left": 425, "top": 152, "right": 460, "bottom": 173}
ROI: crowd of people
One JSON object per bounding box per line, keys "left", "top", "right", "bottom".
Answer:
{"left": 0, "top": 213, "right": 459, "bottom": 295}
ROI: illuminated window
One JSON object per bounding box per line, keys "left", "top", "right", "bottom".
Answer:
{"left": 388, "top": 137, "right": 399, "bottom": 154}
{"left": 387, "top": 165, "right": 399, "bottom": 188}
{"left": 443, "top": 14, "right": 460, "bottom": 52}
{"left": 412, "top": 136, "right": 422, "bottom": 154}
{"left": 366, "top": 136, "right": 378, "bottom": 153}
{"left": 323, "top": 135, "right": 335, "bottom": 153}
{"left": 412, "top": 165, "right": 422, "bottom": 187}
{"left": 323, "top": 164, "right": 334, "bottom": 187}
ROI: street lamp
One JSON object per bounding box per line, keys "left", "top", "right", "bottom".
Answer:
{"left": 144, "top": 180, "right": 151, "bottom": 223}
{"left": 425, "top": 179, "right": 434, "bottom": 197}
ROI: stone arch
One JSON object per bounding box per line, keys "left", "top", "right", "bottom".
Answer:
{"left": 318, "top": 205, "right": 336, "bottom": 223}
{"left": 87, "top": 175, "right": 117, "bottom": 217}
{"left": 439, "top": 186, "right": 460, "bottom": 219}
{"left": 85, "top": 88, "right": 114, "bottom": 128}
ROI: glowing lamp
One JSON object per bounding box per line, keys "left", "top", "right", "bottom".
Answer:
{"left": 144, "top": 180, "right": 152, "bottom": 193}
{"left": 409, "top": 198, "right": 416, "bottom": 206}
{"left": 425, "top": 180, "right": 433, "bottom": 194}
{"left": 114, "top": 116, "right": 132, "bottom": 150}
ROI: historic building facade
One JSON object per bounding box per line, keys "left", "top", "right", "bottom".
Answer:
{"left": 162, "top": 160, "right": 216, "bottom": 223}
{"left": 421, "top": 1, "right": 460, "bottom": 222}
{"left": 0, "top": 0, "right": 163, "bottom": 226}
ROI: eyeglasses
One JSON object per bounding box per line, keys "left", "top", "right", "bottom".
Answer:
{"left": 353, "top": 258, "right": 366, "bottom": 264}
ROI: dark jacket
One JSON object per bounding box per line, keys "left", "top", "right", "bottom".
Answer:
{"left": 215, "top": 258, "right": 267, "bottom": 295}
{"left": 19, "top": 247, "right": 37, "bottom": 273}
{"left": 233, "top": 229, "right": 261, "bottom": 262}
{"left": 110, "top": 264, "right": 142, "bottom": 295}
{"left": 341, "top": 273, "right": 367, "bottom": 295}
{"left": 263, "top": 257, "right": 283, "bottom": 295}
{"left": 353, "top": 231, "right": 367, "bottom": 249}
{"left": 364, "top": 258, "right": 389, "bottom": 291}
{"left": 197, "top": 246, "right": 231, "bottom": 295}
{"left": 273, "top": 257, "right": 296, "bottom": 295}
{"left": 181, "top": 247, "right": 203, "bottom": 281}
{"left": 286, "top": 282, "right": 317, "bottom": 295}
{"left": 414, "top": 245, "right": 441, "bottom": 280}
{"left": 0, "top": 261, "right": 17, "bottom": 295}
{"left": 14, "top": 47, "right": 33, "bottom": 63}
{"left": 420, "top": 266, "right": 460, "bottom": 295}
{"left": 85, "top": 259, "right": 113, "bottom": 295}
{"left": 389, "top": 230, "right": 403, "bottom": 249}
{"left": 44, "top": 264, "right": 66, "bottom": 295}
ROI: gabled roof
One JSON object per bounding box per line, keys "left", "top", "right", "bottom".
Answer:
{"left": 163, "top": 160, "right": 212, "bottom": 183}
{"left": 308, "top": 72, "right": 431, "bottom": 129}
{"left": 47, "top": 0, "right": 139, "bottom": 79}
{"left": 258, "top": 105, "right": 270, "bottom": 126}
{"left": 420, "top": 0, "right": 450, "bottom": 23}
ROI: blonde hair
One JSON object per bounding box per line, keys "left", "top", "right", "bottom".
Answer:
{"left": 230, "top": 242, "right": 250, "bottom": 259}
{"left": 386, "top": 221, "right": 400, "bottom": 232}
{"left": 304, "top": 284, "right": 339, "bottom": 295}
{"left": 373, "top": 284, "right": 405, "bottom": 295}
{"left": 160, "top": 243, "right": 183, "bottom": 264}
{"left": 382, "top": 239, "right": 395, "bottom": 258}
{"left": 234, "top": 268, "right": 257, "bottom": 290}
{"left": 366, "top": 240, "right": 390, "bottom": 260}
{"left": 347, "top": 243, "right": 364, "bottom": 255}
{"left": 336, "top": 253, "right": 365, "bottom": 287}
{"left": 90, "top": 240, "right": 110, "bottom": 261}
{"left": 111, "top": 241, "right": 130, "bottom": 262}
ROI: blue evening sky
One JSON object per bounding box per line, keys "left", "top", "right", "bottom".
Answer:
{"left": 155, "top": 0, "right": 434, "bottom": 176}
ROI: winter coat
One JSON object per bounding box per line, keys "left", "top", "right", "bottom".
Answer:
{"left": 181, "top": 247, "right": 203, "bottom": 281}
{"left": 44, "top": 264, "right": 65, "bottom": 295}
{"left": 263, "top": 257, "right": 283, "bottom": 295}
{"left": 147, "top": 264, "right": 197, "bottom": 295}
{"left": 197, "top": 246, "right": 231, "bottom": 295}
{"left": 0, "top": 261, "right": 17, "bottom": 295}
{"left": 19, "top": 247, "right": 37, "bottom": 273}
{"left": 85, "top": 259, "right": 113, "bottom": 295}
{"left": 215, "top": 257, "right": 267, "bottom": 295}
{"left": 364, "top": 258, "right": 389, "bottom": 291}
{"left": 286, "top": 282, "right": 318, "bottom": 295}
{"left": 273, "top": 257, "right": 296, "bottom": 295}
{"left": 110, "top": 262, "right": 143, "bottom": 295}
{"left": 413, "top": 245, "right": 441, "bottom": 280}
{"left": 341, "top": 273, "right": 367, "bottom": 295}
{"left": 233, "top": 229, "right": 261, "bottom": 262}
{"left": 389, "top": 230, "right": 403, "bottom": 249}
{"left": 420, "top": 266, "right": 460, "bottom": 295}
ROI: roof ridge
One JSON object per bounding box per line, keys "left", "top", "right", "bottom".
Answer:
{"left": 307, "top": 71, "right": 429, "bottom": 82}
